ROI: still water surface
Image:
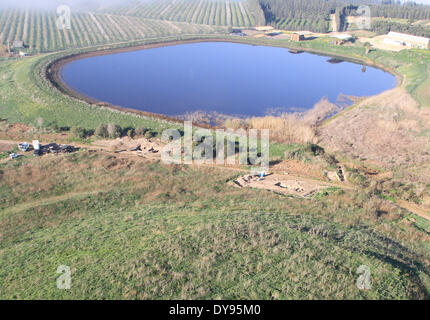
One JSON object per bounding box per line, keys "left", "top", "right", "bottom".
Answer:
{"left": 61, "top": 42, "right": 397, "bottom": 117}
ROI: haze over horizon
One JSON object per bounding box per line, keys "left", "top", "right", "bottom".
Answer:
{"left": 1, "top": 0, "right": 430, "bottom": 9}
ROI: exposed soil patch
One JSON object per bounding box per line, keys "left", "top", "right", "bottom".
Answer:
{"left": 0, "top": 140, "right": 15, "bottom": 152}
{"left": 232, "top": 173, "right": 351, "bottom": 198}
{"left": 270, "top": 160, "right": 325, "bottom": 180}
{"left": 91, "top": 136, "right": 164, "bottom": 160}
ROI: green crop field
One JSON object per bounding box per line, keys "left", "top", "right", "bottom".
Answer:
{"left": 0, "top": 7, "right": 228, "bottom": 53}
{"left": 101, "top": 0, "right": 256, "bottom": 27}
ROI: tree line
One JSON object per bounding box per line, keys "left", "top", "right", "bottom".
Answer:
{"left": 257, "top": 0, "right": 430, "bottom": 34}
{"left": 371, "top": 20, "right": 430, "bottom": 37}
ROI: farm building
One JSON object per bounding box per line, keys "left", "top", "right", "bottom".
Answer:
{"left": 384, "top": 32, "right": 430, "bottom": 50}
{"left": 254, "top": 26, "right": 274, "bottom": 32}
{"left": 290, "top": 33, "right": 305, "bottom": 41}
{"left": 331, "top": 34, "right": 353, "bottom": 41}
{"left": 12, "top": 40, "right": 24, "bottom": 49}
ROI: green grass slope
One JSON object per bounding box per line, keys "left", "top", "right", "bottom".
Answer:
{"left": 0, "top": 152, "right": 429, "bottom": 299}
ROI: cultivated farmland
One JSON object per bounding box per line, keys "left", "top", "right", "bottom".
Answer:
{"left": 100, "top": 0, "right": 257, "bottom": 27}
{"left": 0, "top": 7, "right": 228, "bottom": 53}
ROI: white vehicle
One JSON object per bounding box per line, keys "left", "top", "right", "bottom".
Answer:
{"left": 32, "top": 140, "right": 40, "bottom": 151}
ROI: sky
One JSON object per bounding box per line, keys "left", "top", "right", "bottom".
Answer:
{"left": 1, "top": 0, "right": 430, "bottom": 9}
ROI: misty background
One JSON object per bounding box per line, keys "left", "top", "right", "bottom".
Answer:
{"left": 0, "top": 0, "right": 136, "bottom": 10}
{"left": 1, "top": 0, "right": 430, "bottom": 10}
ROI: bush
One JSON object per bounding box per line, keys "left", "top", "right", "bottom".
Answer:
{"left": 127, "top": 129, "right": 134, "bottom": 138}
{"left": 50, "top": 123, "right": 60, "bottom": 133}
{"left": 71, "top": 126, "right": 87, "bottom": 139}
{"left": 107, "top": 123, "right": 122, "bottom": 139}
{"left": 135, "top": 127, "right": 148, "bottom": 136}
{"left": 95, "top": 124, "right": 109, "bottom": 138}
{"left": 144, "top": 131, "right": 156, "bottom": 139}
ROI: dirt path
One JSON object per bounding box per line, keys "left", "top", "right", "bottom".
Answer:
{"left": 397, "top": 200, "right": 430, "bottom": 221}
{"left": 5, "top": 137, "right": 429, "bottom": 221}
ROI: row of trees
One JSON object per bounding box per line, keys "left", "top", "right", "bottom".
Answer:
{"left": 371, "top": 20, "right": 430, "bottom": 37}
{"left": 370, "top": 3, "right": 430, "bottom": 20}
{"left": 259, "top": 0, "right": 336, "bottom": 32}
{"left": 70, "top": 123, "right": 156, "bottom": 140}
{"left": 0, "top": 7, "right": 225, "bottom": 54}
{"left": 258, "top": 0, "right": 430, "bottom": 33}
{"left": 332, "top": 2, "right": 430, "bottom": 36}
{"left": 247, "top": 0, "right": 266, "bottom": 26}
{"left": 104, "top": 0, "right": 255, "bottom": 27}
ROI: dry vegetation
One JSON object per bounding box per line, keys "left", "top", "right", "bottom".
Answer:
{"left": 320, "top": 88, "right": 430, "bottom": 171}
{"left": 0, "top": 43, "right": 8, "bottom": 57}
{"left": 225, "top": 98, "right": 340, "bottom": 145}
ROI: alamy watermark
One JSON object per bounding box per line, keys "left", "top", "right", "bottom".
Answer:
{"left": 161, "top": 121, "right": 269, "bottom": 175}
{"left": 56, "top": 5, "right": 71, "bottom": 30}
{"left": 356, "top": 5, "right": 371, "bottom": 31}
{"left": 356, "top": 265, "right": 371, "bottom": 290}
{"left": 56, "top": 265, "right": 71, "bottom": 290}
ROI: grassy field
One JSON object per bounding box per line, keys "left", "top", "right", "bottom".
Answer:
{"left": 0, "top": 147, "right": 429, "bottom": 299}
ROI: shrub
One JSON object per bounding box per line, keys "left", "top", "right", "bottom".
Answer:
{"left": 127, "top": 129, "right": 134, "bottom": 138}
{"left": 135, "top": 127, "right": 148, "bottom": 136}
{"left": 50, "top": 123, "right": 60, "bottom": 133}
{"left": 95, "top": 124, "right": 109, "bottom": 138}
{"left": 107, "top": 123, "right": 122, "bottom": 139}
{"left": 144, "top": 131, "right": 156, "bottom": 139}
{"left": 71, "top": 126, "right": 87, "bottom": 139}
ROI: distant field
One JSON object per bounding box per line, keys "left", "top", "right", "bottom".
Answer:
{"left": 0, "top": 8, "right": 228, "bottom": 53}
{"left": 100, "top": 0, "right": 256, "bottom": 27}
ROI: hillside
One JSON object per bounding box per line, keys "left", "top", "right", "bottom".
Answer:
{"left": 1, "top": 121, "right": 429, "bottom": 299}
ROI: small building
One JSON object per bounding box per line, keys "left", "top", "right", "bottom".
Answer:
{"left": 383, "top": 38, "right": 405, "bottom": 47}
{"left": 254, "top": 26, "right": 274, "bottom": 32}
{"left": 12, "top": 40, "right": 24, "bottom": 49}
{"left": 385, "top": 32, "right": 430, "bottom": 50}
{"left": 290, "top": 33, "right": 305, "bottom": 41}
{"left": 266, "top": 32, "right": 282, "bottom": 37}
{"left": 32, "top": 140, "right": 40, "bottom": 151}
{"left": 331, "top": 34, "right": 353, "bottom": 41}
